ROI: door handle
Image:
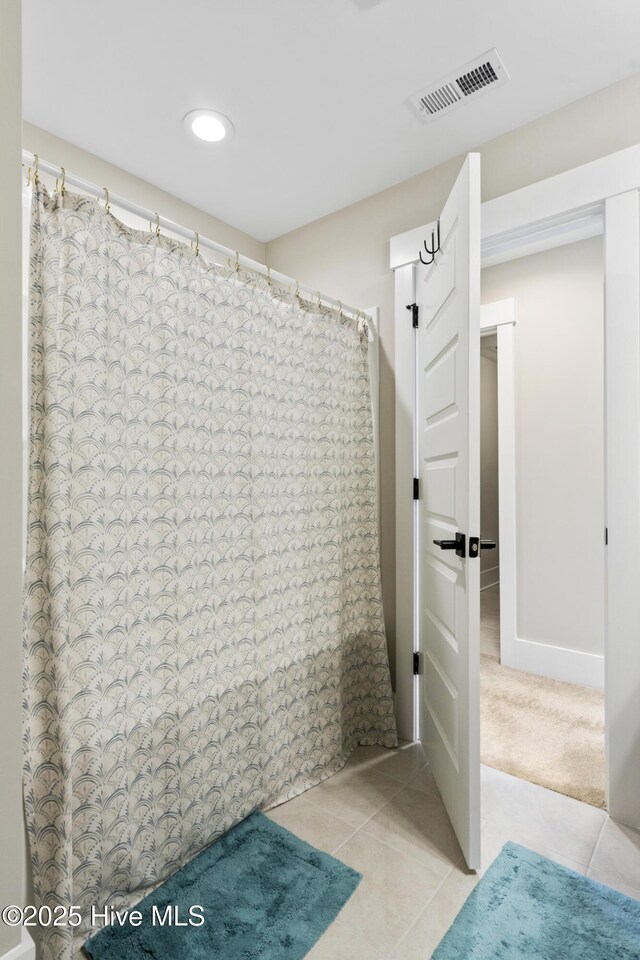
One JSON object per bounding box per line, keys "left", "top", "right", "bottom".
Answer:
{"left": 468, "top": 537, "right": 497, "bottom": 558}
{"left": 433, "top": 532, "right": 466, "bottom": 558}
{"left": 433, "top": 535, "right": 494, "bottom": 559}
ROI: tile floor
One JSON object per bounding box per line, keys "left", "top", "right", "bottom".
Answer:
{"left": 480, "top": 582, "right": 500, "bottom": 659}
{"left": 266, "top": 741, "right": 640, "bottom": 959}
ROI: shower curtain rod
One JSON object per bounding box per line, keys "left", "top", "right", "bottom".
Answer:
{"left": 22, "top": 150, "right": 367, "bottom": 323}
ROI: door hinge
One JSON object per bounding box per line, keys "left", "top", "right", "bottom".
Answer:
{"left": 413, "top": 652, "right": 420, "bottom": 675}
{"left": 413, "top": 477, "right": 420, "bottom": 500}
{"left": 406, "top": 302, "right": 419, "bottom": 328}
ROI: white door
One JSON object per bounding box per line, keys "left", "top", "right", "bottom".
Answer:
{"left": 416, "top": 154, "right": 481, "bottom": 869}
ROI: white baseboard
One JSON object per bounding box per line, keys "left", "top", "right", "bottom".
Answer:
{"left": 501, "top": 635, "right": 604, "bottom": 689}
{"left": 480, "top": 579, "right": 500, "bottom": 592}
{"left": 0, "top": 931, "right": 35, "bottom": 960}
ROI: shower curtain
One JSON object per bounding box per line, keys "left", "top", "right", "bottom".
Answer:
{"left": 23, "top": 185, "right": 397, "bottom": 960}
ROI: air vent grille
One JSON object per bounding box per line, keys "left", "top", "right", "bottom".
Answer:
{"left": 419, "top": 82, "right": 461, "bottom": 117}
{"left": 409, "top": 49, "right": 509, "bottom": 123}
{"left": 457, "top": 61, "right": 498, "bottom": 96}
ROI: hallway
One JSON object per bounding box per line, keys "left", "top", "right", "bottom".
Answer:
{"left": 480, "top": 585, "right": 605, "bottom": 807}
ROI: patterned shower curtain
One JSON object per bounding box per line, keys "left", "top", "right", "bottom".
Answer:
{"left": 23, "top": 185, "right": 397, "bottom": 960}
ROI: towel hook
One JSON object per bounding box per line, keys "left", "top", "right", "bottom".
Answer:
{"left": 419, "top": 245, "right": 434, "bottom": 266}
{"left": 418, "top": 217, "right": 441, "bottom": 266}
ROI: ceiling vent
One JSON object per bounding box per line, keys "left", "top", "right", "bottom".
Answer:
{"left": 409, "top": 49, "right": 509, "bottom": 123}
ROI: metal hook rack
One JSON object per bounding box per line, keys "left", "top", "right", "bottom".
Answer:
{"left": 419, "top": 217, "right": 441, "bottom": 266}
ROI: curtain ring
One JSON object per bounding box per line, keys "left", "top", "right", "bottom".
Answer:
{"left": 235, "top": 251, "right": 240, "bottom": 273}
{"left": 26, "top": 165, "right": 31, "bottom": 187}
{"left": 193, "top": 232, "right": 200, "bottom": 256}
{"left": 295, "top": 279, "right": 300, "bottom": 300}
{"left": 317, "top": 291, "right": 322, "bottom": 309}
{"left": 33, "top": 154, "right": 39, "bottom": 186}
{"left": 103, "top": 187, "right": 110, "bottom": 215}
{"left": 338, "top": 300, "right": 343, "bottom": 319}
{"left": 267, "top": 266, "right": 272, "bottom": 287}
{"left": 60, "top": 167, "right": 66, "bottom": 198}
{"left": 155, "top": 213, "right": 160, "bottom": 238}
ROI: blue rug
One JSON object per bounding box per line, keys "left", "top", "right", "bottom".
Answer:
{"left": 84, "top": 810, "right": 361, "bottom": 960}
{"left": 433, "top": 841, "right": 640, "bottom": 959}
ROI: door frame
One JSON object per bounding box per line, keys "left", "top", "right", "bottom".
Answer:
{"left": 391, "top": 143, "right": 640, "bottom": 829}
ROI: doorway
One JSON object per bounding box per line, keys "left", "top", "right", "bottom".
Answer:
{"left": 479, "top": 238, "right": 606, "bottom": 809}
{"left": 392, "top": 146, "right": 640, "bottom": 863}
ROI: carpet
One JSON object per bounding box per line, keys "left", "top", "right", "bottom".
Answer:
{"left": 481, "top": 653, "right": 605, "bottom": 807}
{"left": 83, "top": 810, "right": 361, "bottom": 960}
{"left": 433, "top": 842, "right": 640, "bottom": 959}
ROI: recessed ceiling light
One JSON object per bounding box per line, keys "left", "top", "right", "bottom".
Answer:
{"left": 183, "top": 109, "right": 234, "bottom": 143}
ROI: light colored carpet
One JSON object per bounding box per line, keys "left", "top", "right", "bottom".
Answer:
{"left": 481, "top": 654, "right": 606, "bottom": 808}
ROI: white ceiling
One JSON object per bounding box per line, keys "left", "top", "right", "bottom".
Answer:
{"left": 23, "top": 0, "right": 640, "bottom": 242}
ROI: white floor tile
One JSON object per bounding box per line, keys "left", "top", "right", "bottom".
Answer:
{"left": 343, "top": 740, "right": 427, "bottom": 784}
{"left": 302, "top": 764, "right": 403, "bottom": 829}
{"left": 305, "top": 919, "right": 385, "bottom": 959}
{"left": 362, "top": 784, "right": 463, "bottom": 876}
{"left": 265, "top": 793, "right": 355, "bottom": 855}
{"left": 481, "top": 821, "right": 589, "bottom": 875}
{"left": 406, "top": 763, "right": 440, "bottom": 798}
{"left": 333, "top": 830, "right": 444, "bottom": 955}
{"left": 389, "top": 865, "right": 478, "bottom": 960}
{"left": 281, "top": 747, "right": 638, "bottom": 957}
{"left": 588, "top": 817, "right": 640, "bottom": 893}
{"left": 481, "top": 763, "right": 605, "bottom": 864}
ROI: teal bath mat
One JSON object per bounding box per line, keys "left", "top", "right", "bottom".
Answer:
{"left": 84, "top": 810, "right": 361, "bottom": 960}
{"left": 433, "top": 841, "right": 640, "bottom": 959}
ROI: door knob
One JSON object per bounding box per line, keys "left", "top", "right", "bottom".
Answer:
{"left": 467, "top": 537, "right": 497, "bottom": 558}
{"left": 433, "top": 532, "right": 466, "bottom": 558}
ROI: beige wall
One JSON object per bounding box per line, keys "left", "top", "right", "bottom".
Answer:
{"left": 0, "top": 0, "right": 26, "bottom": 954}
{"left": 482, "top": 238, "right": 604, "bottom": 657}
{"left": 19, "top": 75, "right": 640, "bottom": 681}
{"left": 480, "top": 353, "right": 499, "bottom": 586}
{"left": 23, "top": 122, "right": 266, "bottom": 264}
{"left": 266, "top": 73, "right": 640, "bottom": 680}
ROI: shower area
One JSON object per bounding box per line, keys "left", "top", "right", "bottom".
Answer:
{"left": 21, "top": 164, "right": 397, "bottom": 960}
